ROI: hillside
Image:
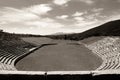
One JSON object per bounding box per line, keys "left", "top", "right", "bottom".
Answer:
{"left": 0, "top": 30, "right": 43, "bottom": 41}
{"left": 47, "top": 20, "right": 120, "bottom": 40}
{"left": 0, "top": 30, "right": 20, "bottom": 41}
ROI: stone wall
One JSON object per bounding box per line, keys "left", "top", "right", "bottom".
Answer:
{"left": 0, "top": 70, "right": 120, "bottom": 80}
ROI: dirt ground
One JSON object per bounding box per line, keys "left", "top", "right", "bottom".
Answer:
{"left": 16, "top": 37, "right": 102, "bottom": 71}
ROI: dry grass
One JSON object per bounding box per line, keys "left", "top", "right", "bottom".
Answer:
{"left": 22, "top": 37, "right": 53, "bottom": 45}
{"left": 81, "top": 36, "right": 105, "bottom": 45}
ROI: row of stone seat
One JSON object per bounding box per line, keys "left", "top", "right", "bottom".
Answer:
{"left": 0, "top": 40, "right": 36, "bottom": 71}
{"left": 0, "top": 49, "right": 24, "bottom": 70}
{"left": 0, "top": 62, "right": 16, "bottom": 70}
{"left": 85, "top": 37, "right": 120, "bottom": 70}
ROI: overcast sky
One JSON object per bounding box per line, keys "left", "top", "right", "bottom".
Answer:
{"left": 0, "top": 0, "right": 120, "bottom": 35}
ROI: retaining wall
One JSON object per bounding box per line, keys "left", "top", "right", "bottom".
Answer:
{"left": 0, "top": 70, "right": 120, "bottom": 80}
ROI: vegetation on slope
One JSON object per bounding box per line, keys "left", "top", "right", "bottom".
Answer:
{"left": 47, "top": 20, "right": 120, "bottom": 40}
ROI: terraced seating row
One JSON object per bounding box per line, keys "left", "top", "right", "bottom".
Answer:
{"left": 85, "top": 37, "right": 120, "bottom": 70}
{"left": 0, "top": 62, "right": 16, "bottom": 70}
{"left": 0, "top": 40, "right": 37, "bottom": 71}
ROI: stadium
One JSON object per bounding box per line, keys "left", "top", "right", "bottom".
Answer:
{"left": 0, "top": 19, "right": 120, "bottom": 71}
{"left": 0, "top": 0, "right": 120, "bottom": 79}
{"left": 0, "top": 20, "right": 120, "bottom": 80}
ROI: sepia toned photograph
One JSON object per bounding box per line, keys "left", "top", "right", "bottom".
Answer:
{"left": 0, "top": 0, "right": 120, "bottom": 80}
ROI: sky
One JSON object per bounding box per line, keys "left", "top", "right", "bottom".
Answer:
{"left": 0, "top": 0, "right": 120, "bottom": 35}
